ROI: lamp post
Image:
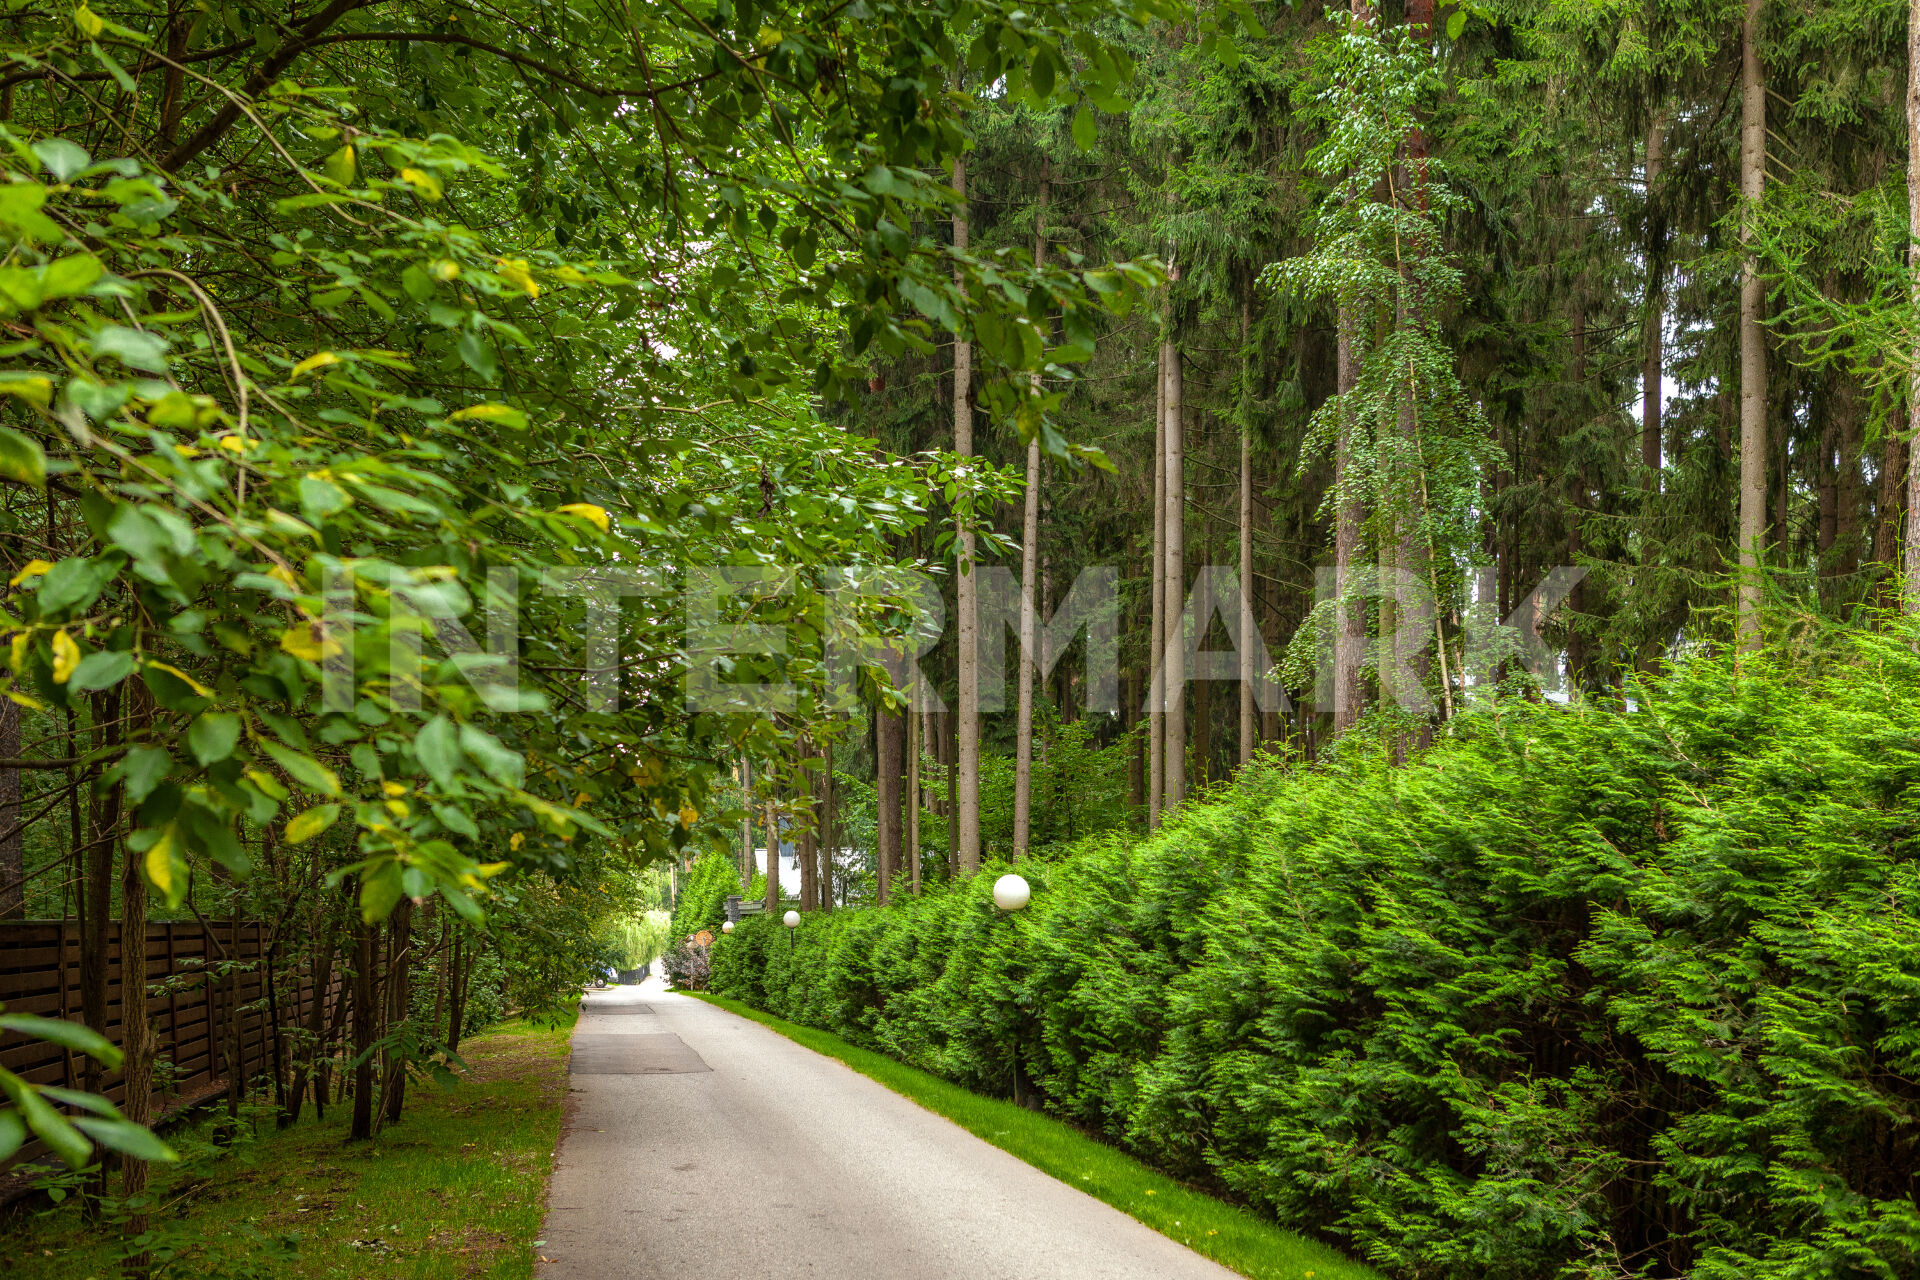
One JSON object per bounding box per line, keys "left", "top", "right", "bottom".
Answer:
{"left": 784, "top": 908, "right": 799, "bottom": 952}
{"left": 992, "top": 873, "right": 1032, "bottom": 1105}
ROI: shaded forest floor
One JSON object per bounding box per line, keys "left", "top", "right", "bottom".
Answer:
{"left": 0, "top": 1010, "right": 574, "bottom": 1280}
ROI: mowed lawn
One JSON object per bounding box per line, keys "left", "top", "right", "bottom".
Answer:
{"left": 0, "top": 1010, "right": 574, "bottom": 1280}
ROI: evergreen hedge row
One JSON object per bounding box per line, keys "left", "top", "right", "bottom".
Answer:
{"left": 710, "top": 634, "right": 1920, "bottom": 1279}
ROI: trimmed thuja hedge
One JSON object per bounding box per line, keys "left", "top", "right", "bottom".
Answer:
{"left": 710, "top": 632, "right": 1920, "bottom": 1280}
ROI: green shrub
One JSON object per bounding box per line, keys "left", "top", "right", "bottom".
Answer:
{"left": 711, "top": 632, "right": 1920, "bottom": 1280}
{"left": 669, "top": 851, "right": 749, "bottom": 943}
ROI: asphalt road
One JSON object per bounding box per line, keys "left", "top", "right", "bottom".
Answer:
{"left": 535, "top": 979, "right": 1242, "bottom": 1280}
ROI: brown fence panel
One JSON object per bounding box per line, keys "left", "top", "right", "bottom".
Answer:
{"left": 0, "top": 919, "right": 344, "bottom": 1174}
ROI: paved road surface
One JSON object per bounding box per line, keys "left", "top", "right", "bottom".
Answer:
{"left": 536, "top": 979, "right": 1241, "bottom": 1280}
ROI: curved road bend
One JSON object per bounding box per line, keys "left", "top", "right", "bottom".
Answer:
{"left": 536, "top": 980, "right": 1241, "bottom": 1280}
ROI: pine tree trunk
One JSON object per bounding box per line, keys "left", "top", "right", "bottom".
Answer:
{"left": 738, "top": 759, "right": 753, "bottom": 890}
{"left": 1161, "top": 339, "right": 1186, "bottom": 810}
{"left": 1014, "top": 163, "right": 1048, "bottom": 859}
{"left": 1333, "top": 306, "right": 1365, "bottom": 735}
{"left": 906, "top": 684, "right": 921, "bottom": 888}
{"left": 953, "top": 155, "right": 982, "bottom": 875}
{"left": 763, "top": 782, "right": 781, "bottom": 915}
{"left": 875, "top": 707, "right": 903, "bottom": 902}
{"left": 1238, "top": 298, "right": 1257, "bottom": 768}
{"left": 1643, "top": 110, "right": 1666, "bottom": 478}
{"left": 1149, "top": 343, "right": 1166, "bottom": 829}
{"left": 1736, "top": 0, "right": 1767, "bottom": 648}
{"left": 1906, "top": 0, "right": 1920, "bottom": 610}
{"left": 820, "top": 741, "right": 836, "bottom": 908}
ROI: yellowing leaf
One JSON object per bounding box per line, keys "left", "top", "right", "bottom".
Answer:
{"left": 495, "top": 258, "right": 539, "bottom": 297}
{"left": 50, "top": 629, "right": 79, "bottom": 683}
{"left": 429, "top": 259, "right": 461, "bottom": 281}
{"left": 509, "top": 832, "right": 524, "bottom": 851}
{"left": 678, "top": 803, "right": 699, "bottom": 828}
{"left": 143, "top": 827, "right": 179, "bottom": 901}
{"left": 8, "top": 559, "right": 52, "bottom": 587}
{"left": 557, "top": 502, "right": 609, "bottom": 533}
{"left": 72, "top": 3, "right": 102, "bottom": 36}
{"left": 284, "top": 803, "right": 340, "bottom": 845}
{"left": 143, "top": 660, "right": 211, "bottom": 697}
{"left": 553, "top": 265, "right": 591, "bottom": 286}
{"left": 216, "top": 434, "right": 254, "bottom": 453}
{"left": 279, "top": 624, "right": 341, "bottom": 663}
{"left": 291, "top": 351, "right": 339, "bottom": 379}
{"left": 8, "top": 632, "right": 26, "bottom": 673}
{"left": 398, "top": 167, "right": 443, "bottom": 200}
{"left": 7, "top": 689, "right": 46, "bottom": 711}
{"left": 323, "top": 144, "right": 356, "bottom": 187}
{"left": 476, "top": 862, "right": 508, "bottom": 878}
{"left": 447, "top": 403, "right": 528, "bottom": 428}
{"left": 0, "top": 375, "right": 53, "bottom": 408}
{"left": 381, "top": 780, "right": 409, "bottom": 798}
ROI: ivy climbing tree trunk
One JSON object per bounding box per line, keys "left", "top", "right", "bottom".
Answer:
{"left": 1737, "top": 0, "right": 1768, "bottom": 648}
{"left": 953, "top": 153, "right": 981, "bottom": 876}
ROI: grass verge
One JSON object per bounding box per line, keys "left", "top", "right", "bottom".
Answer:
{"left": 0, "top": 1005, "right": 575, "bottom": 1280}
{"left": 690, "top": 992, "right": 1381, "bottom": 1280}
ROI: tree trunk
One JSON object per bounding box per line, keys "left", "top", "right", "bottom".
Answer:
{"left": 80, "top": 689, "right": 120, "bottom": 1213}
{"left": 1014, "top": 162, "right": 1048, "bottom": 859}
{"left": 906, "top": 682, "right": 921, "bottom": 885}
{"left": 1906, "top": 0, "right": 1920, "bottom": 609}
{"left": 285, "top": 930, "right": 334, "bottom": 1128}
{"left": 875, "top": 707, "right": 902, "bottom": 902}
{"left": 820, "top": 740, "right": 836, "bottom": 907}
{"left": 1149, "top": 343, "right": 1167, "bottom": 829}
{"left": 1161, "top": 339, "right": 1186, "bottom": 811}
{"left": 953, "top": 154, "right": 982, "bottom": 875}
{"left": 0, "top": 694, "right": 19, "bottom": 917}
{"left": 1643, "top": 110, "right": 1666, "bottom": 478}
{"left": 738, "top": 759, "right": 753, "bottom": 890}
{"left": 1736, "top": 0, "right": 1767, "bottom": 648}
{"left": 380, "top": 896, "right": 412, "bottom": 1125}
{"left": 1238, "top": 297, "right": 1257, "bottom": 768}
{"left": 763, "top": 780, "right": 781, "bottom": 915}
{"left": 350, "top": 910, "right": 375, "bottom": 1141}
{"left": 1333, "top": 305, "right": 1366, "bottom": 734}
{"left": 119, "top": 810, "right": 152, "bottom": 1270}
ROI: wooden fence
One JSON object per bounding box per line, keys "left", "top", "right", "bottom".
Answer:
{"left": 0, "top": 919, "right": 339, "bottom": 1173}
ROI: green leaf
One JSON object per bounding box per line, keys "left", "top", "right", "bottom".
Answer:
{"left": 359, "top": 858, "right": 405, "bottom": 922}
{"left": 1072, "top": 104, "right": 1097, "bottom": 152}
{"left": 72, "top": 1115, "right": 176, "bottom": 1162}
{"left": 0, "top": 1070, "right": 91, "bottom": 1169}
{"left": 35, "top": 554, "right": 118, "bottom": 615}
{"left": 42, "top": 253, "right": 102, "bottom": 298}
{"left": 259, "top": 740, "right": 340, "bottom": 797}
{"left": 415, "top": 715, "right": 462, "bottom": 787}
{"left": 459, "top": 724, "right": 524, "bottom": 788}
{"left": 31, "top": 138, "right": 90, "bottom": 182}
{"left": 1446, "top": 8, "right": 1467, "bottom": 39}
{"left": 457, "top": 331, "right": 498, "bottom": 381}
{"left": 187, "top": 711, "right": 241, "bottom": 765}
{"left": 115, "top": 746, "right": 172, "bottom": 804}
{"left": 67, "top": 649, "right": 135, "bottom": 692}
{"left": 0, "top": 1108, "right": 24, "bottom": 1162}
{"left": 0, "top": 426, "right": 46, "bottom": 489}
{"left": 0, "top": 1015, "right": 120, "bottom": 1066}
{"left": 89, "top": 324, "right": 170, "bottom": 373}
{"left": 284, "top": 803, "right": 340, "bottom": 844}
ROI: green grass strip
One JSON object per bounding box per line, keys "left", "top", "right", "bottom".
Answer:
{"left": 690, "top": 993, "right": 1382, "bottom": 1280}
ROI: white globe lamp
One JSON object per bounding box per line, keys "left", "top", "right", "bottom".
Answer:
{"left": 783, "top": 910, "right": 800, "bottom": 929}
{"left": 992, "top": 873, "right": 1031, "bottom": 912}
{"left": 721, "top": 921, "right": 734, "bottom": 934}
